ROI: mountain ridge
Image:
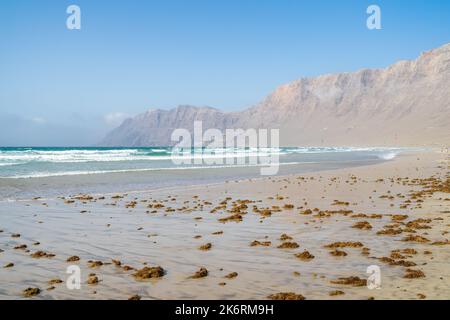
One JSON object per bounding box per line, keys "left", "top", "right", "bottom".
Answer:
{"left": 100, "top": 43, "right": 450, "bottom": 147}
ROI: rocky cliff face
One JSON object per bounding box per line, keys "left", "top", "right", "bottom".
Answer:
{"left": 101, "top": 43, "right": 450, "bottom": 147}
{"left": 101, "top": 105, "right": 240, "bottom": 147}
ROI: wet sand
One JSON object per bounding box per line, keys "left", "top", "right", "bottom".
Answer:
{"left": 0, "top": 151, "right": 449, "bottom": 300}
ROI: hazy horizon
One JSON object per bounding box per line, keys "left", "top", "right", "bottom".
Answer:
{"left": 1, "top": 0, "right": 450, "bottom": 146}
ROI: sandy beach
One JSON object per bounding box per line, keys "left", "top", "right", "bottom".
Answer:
{"left": 0, "top": 150, "right": 448, "bottom": 300}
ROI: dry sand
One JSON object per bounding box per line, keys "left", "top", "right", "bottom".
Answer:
{"left": 0, "top": 150, "right": 449, "bottom": 300}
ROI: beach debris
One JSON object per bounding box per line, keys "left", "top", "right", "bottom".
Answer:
{"left": 48, "top": 278, "right": 63, "bottom": 285}
{"left": 378, "top": 257, "right": 416, "bottom": 267}
{"left": 279, "top": 233, "right": 293, "bottom": 241}
{"left": 112, "top": 259, "right": 122, "bottom": 266}
{"left": 257, "top": 209, "right": 272, "bottom": 217}
{"left": 329, "top": 290, "right": 345, "bottom": 296}
{"left": 132, "top": 266, "right": 165, "bottom": 280}
{"left": 332, "top": 200, "right": 349, "bottom": 206}
{"left": 189, "top": 267, "right": 208, "bottom": 279}
{"left": 268, "top": 292, "right": 305, "bottom": 300}
{"left": 125, "top": 201, "right": 138, "bottom": 208}
{"left": 199, "top": 243, "right": 212, "bottom": 251}
{"left": 123, "top": 265, "right": 134, "bottom": 271}
{"left": 330, "top": 276, "right": 367, "bottom": 287}
{"left": 72, "top": 194, "right": 94, "bottom": 201}
{"left": 294, "top": 250, "right": 315, "bottom": 261}
{"left": 250, "top": 240, "right": 271, "bottom": 247}
{"left": 401, "top": 248, "right": 418, "bottom": 255}
{"left": 406, "top": 219, "right": 432, "bottom": 230}
{"left": 403, "top": 269, "right": 425, "bottom": 279}
{"left": 402, "top": 235, "right": 430, "bottom": 243}
{"left": 23, "top": 287, "right": 40, "bottom": 297}
{"left": 218, "top": 213, "right": 243, "bottom": 223}
{"left": 224, "top": 272, "right": 238, "bottom": 279}
{"left": 391, "top": 214, "right": 408, "bottom": 221}
{"left": 66, "top": 255, "right": 80, "bottom": 262}
{"left": 87, "top": 274, "right": 99, "bottom": 285}
{"left": 3, "top": 263, "right": 14, "bottom": 268}
{"left": 390, "top": 251, "right": 405, "bottom": 259}
{"left": 88, "top": 260, "right": 104, "bottom": 268}
{"left": 277, "top": 242, "right": 299, "bottom": 249}
{"left": 352, "top": 221, "right": 372, "bottom": 230}
{"left": 324, "top": 241, "right": 363, "bottom": 248}
{"left": 30, "top": 250, "right": 55, "bottom": 258}
{"left": 377, "top": 227, "right": 403, "bottom": 236}
{"left": 351, "top": 213, "right": 382, "bottom": 219}
{"left": 431, "top": 240, "right": 450, "bottom": 245}
{"left": 128, "top": 294, "right": 141, "bottom": 300}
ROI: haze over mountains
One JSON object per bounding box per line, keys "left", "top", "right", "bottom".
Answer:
{"left": 101, "top": 43, "right": 450, "bottom": 147}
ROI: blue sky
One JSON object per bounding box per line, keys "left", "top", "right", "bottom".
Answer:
{"left": 1, "top": 0, "right": 449, "bottom": 146}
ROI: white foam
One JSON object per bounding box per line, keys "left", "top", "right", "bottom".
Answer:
{"left": 0, "top": 147, "right": 405, "bottom": 163}
{"left": 2, "top": 162, "right": 301, "bottom": 179}
{"left": 0, "top": 148, "right": 287, "bottom": 163}
{"left": 378, "top": 152, "right": 398, "bottom": 160}
{"left": 0, "top": 147, "right": 409, "bottom": 178}
{"left": 0, "top": 163, "right": 21, "bottom": 167}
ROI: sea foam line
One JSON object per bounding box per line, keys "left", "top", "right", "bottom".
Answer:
{"left": 1, "top": 161, "right": 310, "bottom": 179}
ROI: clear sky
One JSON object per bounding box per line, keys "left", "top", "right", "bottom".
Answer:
{"left": 1, "top": 0, "right": 449, "bottom": 146}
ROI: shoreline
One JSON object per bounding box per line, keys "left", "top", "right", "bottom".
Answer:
{"left": 0, "top": 148, "right": 419, "bottom": 201}
{"left": 0, "top": 149, "right": 426, "bottom": 202}
{"left": 0, "top": 158, "right": 386, "bottom": 203}
{"left": 0, "top": 149, "right": 448, "bottom": 299}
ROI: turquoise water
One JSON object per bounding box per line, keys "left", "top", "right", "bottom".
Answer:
{"left": 0, "top": 147, "right": 404, "bottom": 179}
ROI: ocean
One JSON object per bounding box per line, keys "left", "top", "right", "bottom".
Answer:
{"left": 0, "top": 146, "right": 408, "bottom": 199}
{"left": 0, "top": 147, "right": 403, "bottom": 179}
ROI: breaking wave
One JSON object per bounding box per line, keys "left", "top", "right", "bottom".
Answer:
{"left": 0, "top": 146, "right": 407, "bottom": 179}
